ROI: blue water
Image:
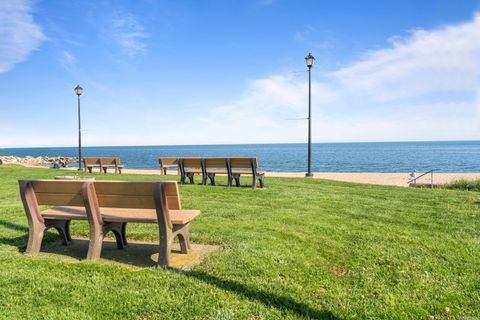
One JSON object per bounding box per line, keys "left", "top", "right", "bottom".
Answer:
{"left": 1, "top": 141, "right": 479, "bottom": 172}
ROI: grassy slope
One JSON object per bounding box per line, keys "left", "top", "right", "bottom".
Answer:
{"left": 0, "top": 165, "right": 478, "bottom": 319}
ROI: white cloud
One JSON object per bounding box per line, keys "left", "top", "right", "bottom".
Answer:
{"left": 189, "top": 12, "right": 480, "bottom": 144}
{"left": 60, "top": 50, "right": 76, "bottom": 72}
{"left": 0, "top": 0, "right": 45, "bottom": 73}
{"left": 332, "top": 13, "right": 480, "bottom": 102}
{"left": 109, "top": 13, "right": 149, "bottom": 57}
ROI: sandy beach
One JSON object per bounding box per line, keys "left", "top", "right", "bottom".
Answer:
{"left": 59, "top": 167, "right": 480, "bottom": 187}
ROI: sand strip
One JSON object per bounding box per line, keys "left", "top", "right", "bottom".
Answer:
{"left": 57, "top": 167, "right": 480, "bottom": 187}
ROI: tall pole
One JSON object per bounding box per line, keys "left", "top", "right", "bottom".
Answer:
{"left": 306, "top": 65, "right": 313, "bottom": 177}
{"left": 77, "top": 94, "right": 82, "bottom": 171}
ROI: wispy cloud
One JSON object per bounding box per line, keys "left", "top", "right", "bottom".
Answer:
{"left": 59, "top": 50, "right": 76, "bottom": 72}
{"left": 0, "top": 0, "right": 45, "bottom": 73}
{"left": 109, "top": 13, "right": 149, "bottom": 57}
{"left": 192, "top": 12, "right": 480, "bottom": 143}
{"left": 332, "top": 13, "right": 480, "bottom": 102}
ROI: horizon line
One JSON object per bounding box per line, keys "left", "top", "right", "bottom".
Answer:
{"left": 1, "top": 139, "right": 479, "bottom": 149}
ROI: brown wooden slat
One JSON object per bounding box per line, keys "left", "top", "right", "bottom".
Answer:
{"left": 35, "top": 193, "right": 85, "bottom": 206}
{"left": 93, "top": 181, "right": 178, "bottom": 196}
{"left": 182, "top": 158, "right": 202, "bottom": 167}
{"left": 31, "top": 180, "right": 85, "bottom": 194}
{"left": 204, "top": 158, "right": 228, "bottom": 168}
{"left": 94, "top": 181, "right": 155, "bottom": 196}
{"left": 230, "top": 157, "right": 256, "bottom": 168}
{"left": 167, "top": 196, "right": 181, "bottom": 210}
{"left": 96, "top": 195, "right": 156, "bottom": 209}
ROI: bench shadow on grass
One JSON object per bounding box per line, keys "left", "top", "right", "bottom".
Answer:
{"left": 0, "top": 219, "right": 30, "bottom": 250}
{"left": 0, "top": 220, "right": 339, "bottom": 319}
{"left": 181, "top": 270, "right": 341, "bottom": 320}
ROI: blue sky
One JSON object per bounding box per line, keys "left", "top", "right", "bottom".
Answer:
{"left": 1, "top": 0, "right": 480, "bottom": 147}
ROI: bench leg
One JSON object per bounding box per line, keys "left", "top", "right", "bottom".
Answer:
{"left": 208, "top": 173, "right": 216, "bottom": 186}
{"left": 227, "top": 175, "right": 233, "bottom": 187}
{"left": 187, "top": 173, "right": 195, "bottom": 184}
{"left": 65, "top": 220, "right": 72, "bottom": 241}
{"left": 103, "top": 222, "right": 126, "bottom": 249}
{"left": 25, "top": 223, "right": 46, "bottom": 255}
{"left": 180, "top": 174, "right": 186, "bottom": 184}
{"left": 258, "top": 175, "right": 265, "bottom": 188}
{"left": 174, "top": 223, "right": 191, "bottom": 254}
{"left": 102, "top": 167, "right": 107, "bottom": 174}
{"left": 121, "top": 222, "right": 128, "bottom": 246}
{"left": 46, "top": 220, "right": 72, "bottom": 246}
{"left": 233, "top": 174, "right": 241, "bottom": 187}
{"left": 158, "top": 232, "right": 172, "bottom": 269}
{"left": 87, "top": 231, "right": 103, "bottom": 261}
{"left": 202, "top": 174, "right": 208, "bottom": 185}
{"left": 252, "top": 175, "right": 257, "bottom": 189}
{"left": 87, "top": 167, "right": 93, "bottom": 174}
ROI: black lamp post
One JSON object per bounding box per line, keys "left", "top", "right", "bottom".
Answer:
{"left": 74, "top": 85, "right": 83, "bottom": 171}
{"left": 305, "top": 53, "right": 315, "bottom": 177}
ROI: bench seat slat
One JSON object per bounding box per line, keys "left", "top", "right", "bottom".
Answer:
{"left": 205, "top": 169, "right": 228, "bottom": 174}
{"left": 185, "top": 169, "right": 202, "bottom": 173}
{"left": 42, "top": 206, "right": 199, "bottom": 224}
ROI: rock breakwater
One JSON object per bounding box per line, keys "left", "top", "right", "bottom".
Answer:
{"left": 0, "top": 156, "right": 77, "bottom": 167}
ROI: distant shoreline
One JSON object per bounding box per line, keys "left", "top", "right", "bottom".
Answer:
{"left": 2, "top": 141, "right": 479, "bottom": 173}
{"left": 58, "top": 166, "right": 480, "bottom": 187}
{"left": 1, "top": 139, "right": 480, "bottom": 150}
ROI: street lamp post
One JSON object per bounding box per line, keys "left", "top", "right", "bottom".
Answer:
{"left": 74, "top": 85, "right": 83, "bottom": 171}
{"left": 305, "top": 53, "right": 315, "bottom": 177}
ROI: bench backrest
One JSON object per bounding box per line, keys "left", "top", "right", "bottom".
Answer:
{"left": 92, "top": 180, "right": 181, "bottom": 210}
{"left": 20, "top": 180, "right": 86, "bottom": 206}
{"left": 19, "top": 180, "right": 86, "bottom": 224}
{"left": 181, "top": 158, "right": 203, "bottom": 168}
{"left": 229, "top": 158, "right": 258, "bottom": 169}
{"left": 159, "top": 158, "right": 178, "bottom": 166}
{"left": 204, "top": 158, "right": 228, "bottom": 169}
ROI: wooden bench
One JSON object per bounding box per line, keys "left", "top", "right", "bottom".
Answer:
{"left": 179, "top": 158, "right": 203, "bottom": 184}
{"left": 229, "top": 158, "right": 265, "bottom": 189}
{"left": 19, "top": 179, "right": 200, "bottom": 268}
{"left": 204, "top": 158, "right": 229, "bottom": 186}
{"left": 83, "top": 158, "right": 124, "bottom": 174}
{"left": 159, "top": 158, "right": 180, "bottom": 175}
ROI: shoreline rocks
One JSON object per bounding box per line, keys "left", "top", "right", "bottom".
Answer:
{"left": 0, "top": 156, "right": 78, "bottom": 167}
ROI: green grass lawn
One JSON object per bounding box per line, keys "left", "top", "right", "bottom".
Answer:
{"left": 0, "top": 165, "right": 479, "bottom": 319}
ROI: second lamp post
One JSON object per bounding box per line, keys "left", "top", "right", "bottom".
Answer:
{"left": 74, "top": 85, "right": 83, "bottom": 171}
{"left": 305, "top": 53, "right": 315, "bottom": 177}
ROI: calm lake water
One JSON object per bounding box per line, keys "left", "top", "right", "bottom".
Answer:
{"left": 1, "top": 141, "right": 479, "bottom": 172}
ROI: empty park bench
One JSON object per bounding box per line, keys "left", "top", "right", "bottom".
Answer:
{"left": 229, "top": 157, "right": 265, "bottom": 189}
{"left": 159, "top": 158, "right": 180, "bottom": 175}
{"left": 19, "top": 179, "right": 200, "bottom": 268}
{"left": 175, "top": 157, "right": 265, "bottom": 188}
{"left": 83, "top": 158, "right": 124, "bottom": 174}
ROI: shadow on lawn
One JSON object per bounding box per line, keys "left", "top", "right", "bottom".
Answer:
{"left": 0, "top": 219, "right": 28, "bottom": 232}
{"left": 182, "top": 271, "right": 341, "bottom": 320}
{"left": 0, "top": 219, "right": 64, "bottom": 252}
{"left": 1, "top": 219, "right": 338, "bottom": 318}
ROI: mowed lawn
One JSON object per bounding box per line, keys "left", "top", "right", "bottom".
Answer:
{"left": 0, "top": 165, "right": 479, "bottom": 319}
